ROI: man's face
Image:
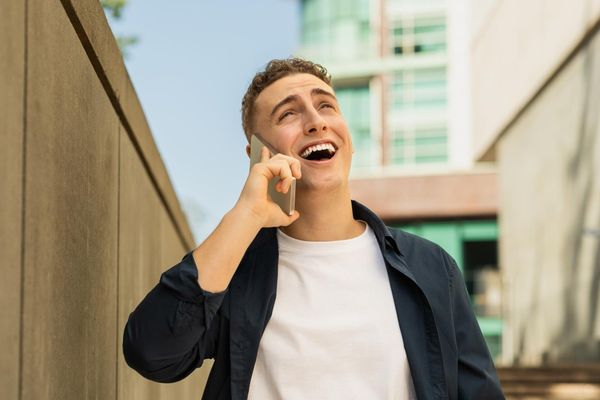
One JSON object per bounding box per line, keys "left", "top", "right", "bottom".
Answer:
{"left": 250, "top": 73, "right": 353, "bottom": 193}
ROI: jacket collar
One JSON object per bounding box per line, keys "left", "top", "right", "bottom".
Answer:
{"left": 351, "top": 200, "right": 404, "bottom": 257}
{"left": 350, "top": 200, "right": 418, "bottom": 284}
{"left": 246, "top": 199, "right": 404, "bottom": 256}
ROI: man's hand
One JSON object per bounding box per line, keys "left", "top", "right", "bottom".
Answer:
{"left": 234, "top": 146, "right": 301, "bottom": 228}
{"left": 192, "top": 146, "right": 301, "bottom": 293}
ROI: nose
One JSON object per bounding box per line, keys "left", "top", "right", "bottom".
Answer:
{"left": 303, "top": 106, "right": 327, "bottom": 135}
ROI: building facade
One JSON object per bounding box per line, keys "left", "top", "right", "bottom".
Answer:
{"left": 471, "top": 0, "right": 600, "bottom": 365}
{"left": 297, "top": 0, "right": 503, "bottom": 359}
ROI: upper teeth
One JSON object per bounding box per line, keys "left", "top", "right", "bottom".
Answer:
{"left": 301, "top": 143, "right": 336, "bottom": 158}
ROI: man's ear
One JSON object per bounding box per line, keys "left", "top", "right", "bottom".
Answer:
{"left": 245, "top": 144, "right": 251, "bottom": 158}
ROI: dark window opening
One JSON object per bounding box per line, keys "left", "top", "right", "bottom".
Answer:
{"left": 463, "top": 240, "right": 500, "bottom": 317}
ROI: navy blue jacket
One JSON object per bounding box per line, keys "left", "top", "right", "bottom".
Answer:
{"left": 123, "top": 200, "right": 505, "bottom": 399}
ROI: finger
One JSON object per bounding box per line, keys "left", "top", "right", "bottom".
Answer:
{"left": 275, "top": 179, "right": 285, "bottom": 193}
{"left": 284, "top": 176, "right": 295, "bottom": 193}
{"left": 260, "top": 146, "right": 270, "bottom": 162}
{"left": 290, "top": 159, "right": 302, "bottom": 179}
{"left": 269, "top": 159, "right": 293, "bottom": 183}
{"left": 270, "top": 154, "right": 302, "bottom": 179}
{"left": 275, "top": 177, "right": 291, "bottom": 194}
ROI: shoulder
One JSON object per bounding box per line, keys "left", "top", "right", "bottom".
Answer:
{"left": 386, "top": 226, "right": 458, "bottom": 282}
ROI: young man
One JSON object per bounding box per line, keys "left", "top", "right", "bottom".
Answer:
{"left": 123, "top": 58, "right": 505, "bottom": 399}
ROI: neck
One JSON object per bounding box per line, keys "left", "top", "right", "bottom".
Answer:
{"left": 279, "top": 185, "right": 364, "bottom": 241}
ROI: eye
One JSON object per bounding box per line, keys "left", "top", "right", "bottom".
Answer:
{"left": 278, "top": 110, "right": 294, "bottom": 121}
{"left": 319, "top": 102, "right": 336, "bottom": 110}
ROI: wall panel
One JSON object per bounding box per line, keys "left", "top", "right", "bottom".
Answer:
{"left": 21, "top": 0, "right": 119, "bottom": 398}
{"left": 498, "top": 31, "right": 600, "bottom": 364}
{"left": 0, "top": 0, "right": 25, "bottom": 398}
{"left": 2, "top": 0, "right": 200, "bottom": 397}
{"left": 119, "top": 128, "right": 211, "bottom": 399}
{"left": 118, "top": 128, "right": 163, "bottom": 400}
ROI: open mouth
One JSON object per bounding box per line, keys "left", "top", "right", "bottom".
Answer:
{"left": 300, "top": 142, "right": 337, "bottom": 161}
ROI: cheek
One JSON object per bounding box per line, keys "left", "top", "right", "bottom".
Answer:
{"left": 330, "top": 118, "right": 351, "bottom": 139}
{"left": 271, "top": 128, "right": 297, "bottom": 153}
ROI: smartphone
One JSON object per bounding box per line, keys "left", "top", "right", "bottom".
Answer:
{"left": 249, "top": 134, "right": 296, "bottom": 216}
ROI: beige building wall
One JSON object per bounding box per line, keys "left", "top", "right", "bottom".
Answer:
{"left": 498, "top": 31, "right": 600, "bottom": 365}
{"left": 471, "top": 0, "right": 600, "bottom": 364}
{"left": 471, "top": 0, "right": 600, "bottom": 160}
{"left": 1, "top": 0, "right": 212, "bottom": 398}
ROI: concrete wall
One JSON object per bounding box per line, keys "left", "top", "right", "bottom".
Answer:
{"left": 0, "top": 0, "right": 26, "bottom": 398}
{"left": 470, "top": 0, "right": 600, "bottom": 160}
{"left": 496, "top": 24, "right": 600, "bottom": 365}
{"left": 0, "top": 0, "right": 212, "bottom": 398}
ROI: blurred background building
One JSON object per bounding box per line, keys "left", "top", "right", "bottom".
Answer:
{"left": 471, "top": 0, "right": 600, "bottom": 366}
{"left": 296, "top": 0, "right": 504, "bottom": 359}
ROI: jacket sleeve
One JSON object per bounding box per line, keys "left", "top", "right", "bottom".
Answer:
{"left": 122, "top": 250, "right": 227, "bottom": 383}
{"left": 447, "top": 254, "right": 506, "bottom": 399}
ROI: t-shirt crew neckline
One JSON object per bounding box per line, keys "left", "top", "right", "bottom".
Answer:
{"left": 276, "top": 220, "right": 369, "bottom": 255}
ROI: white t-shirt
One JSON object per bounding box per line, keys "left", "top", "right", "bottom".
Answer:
{"left": 247, "top": 222, "right": 416, "bottom": 400}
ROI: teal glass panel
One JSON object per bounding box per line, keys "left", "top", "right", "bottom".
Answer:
{"left": 415, "top": 17, "right": 446, "bottom": 55}
{"left": 414, "top": 136, "right": 445, "bottom": 146}
{"left": 415, "top": 154, "right": 447, "bottom": 164}
{"left": 333, "top": 0, "right": 355, "bottom": 19}
{"left": 414, "top": 22, "right": 446, "bottom": 35}
{"left": 414, "top": 97, "right": 447, "bottom": 108}
{"left": 391, "top": 68, "right": 447, "bottom": 112}
{"left": 416, "top": 43, "right": 446, "bottom": 53}
{"left": 335, "top": 85, "right": 372, "bottom": 169}
{"left": 300, "top": 0, "right": 371, "bottom": 60}
{"left": 389, "top": 126, "right": 447, "bottom": 166}
{"left": 420, "top": 223, "right": 463, "bottom": 267}
{"left": 462, "top": 221, "right": 499, "bottom": 241}
{"left": 389, "top": 15, "right": 446, "bottom": 55}
{"left": 477, "top": 316, "right": 503, "bottom": 335}
{"left": 359, "top": 20, "right": 371, "bottom": 38}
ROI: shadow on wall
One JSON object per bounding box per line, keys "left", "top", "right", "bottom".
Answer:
{"left": 556, "top": 36, "right": 600, "bottom": 363}
{"left": 510, "top": 29, "right": 600, "bottom": 365}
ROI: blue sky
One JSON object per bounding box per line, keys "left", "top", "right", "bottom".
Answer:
{"left": 106, "top": 0, "right": 300, "bottom": 241}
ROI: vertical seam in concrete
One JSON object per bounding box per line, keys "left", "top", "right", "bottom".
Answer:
{"left": 115, "top": 125, "right": 120, "bottom": 400}
{"left": 18, "top": 0, "right": 29, "bottom": 398}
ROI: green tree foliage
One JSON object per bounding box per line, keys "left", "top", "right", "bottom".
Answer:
{"left": 101, "top": 0, "right": 127, "bottom": 19}
{"left": 100, "top": 0, "right": 139, "bottom": 58}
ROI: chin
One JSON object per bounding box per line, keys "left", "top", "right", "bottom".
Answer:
{"left": 297, "top": 176, "right": 346, "bottom": 193}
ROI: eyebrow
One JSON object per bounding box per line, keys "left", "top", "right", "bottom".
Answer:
{"left": 270, "top": 88, "right": 337, "bottom": 118}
